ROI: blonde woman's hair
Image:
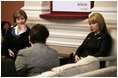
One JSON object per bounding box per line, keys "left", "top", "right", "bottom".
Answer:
{"left": 13, "top": 10, "right": 27, "bottom": 23}
{"left": 88, "top": 13, "right": 107, "bottom": 33}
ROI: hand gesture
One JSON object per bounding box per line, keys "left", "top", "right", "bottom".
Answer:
{"left": 8, "top": 49, "right": 15, "bottom": 57}
{"left": 19, "top": 24, "right": 26, "bottom": 33}
{"left": 75, "top": 55, "right": 83, "bottom": 62}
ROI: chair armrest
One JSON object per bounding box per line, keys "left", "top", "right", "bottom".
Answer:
{"left": 73, "top": 66, "right": 117, "bottom": 77}
{"left": 96, "top": 56, "right": 117, "bottom": 61}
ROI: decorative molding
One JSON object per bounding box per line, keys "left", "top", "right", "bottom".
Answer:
{"left": 21, "top": 6, "right": 50, "bottom": 18}
{"left": 21, "top": 6, "right": 50, "bottom": 11}
{"left": 49, "top": 29, "right": 88, "bottom": 40}
{"left": 47, "top": 37, "right": 83, "bottom": 48}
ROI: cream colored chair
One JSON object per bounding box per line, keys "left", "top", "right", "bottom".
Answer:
{"left": 32, "top": 56, "right": 116, "bottom": 77}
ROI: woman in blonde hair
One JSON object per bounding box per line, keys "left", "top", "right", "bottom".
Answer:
{"left": 72, "top": 13, "right": 112, "bottom": 68}
{"left": 2, "top": 10, "right": 30, "bottom": 61}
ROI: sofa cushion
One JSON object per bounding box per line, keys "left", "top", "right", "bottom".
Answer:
{"left": 32, "top": 71, "right": 59, "bottom": 77}
{"left": 52, "top": 56, "right": 99, "bottom": 77}
{"left": 52, "top": 63, "right": 76, "bottom": 76}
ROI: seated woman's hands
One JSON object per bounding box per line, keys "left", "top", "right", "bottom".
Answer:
{"left": 75, "top": 55, "right": 83, "bottom": 62}
{"left": 8, "top": 49, "right": 15, "bottom": 57}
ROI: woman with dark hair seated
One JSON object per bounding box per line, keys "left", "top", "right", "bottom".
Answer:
{"left": 1, "top": 10, "right": 30, "bottom": 61}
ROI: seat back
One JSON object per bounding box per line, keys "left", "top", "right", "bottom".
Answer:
{"left": 108, "top": 29, "right": 117, "bottom": 56}
{"left": 106, "top": 29, "right": 117, "bottom": 66}
{"left": 1, "top": 21, "right": 11, "bottom": 44}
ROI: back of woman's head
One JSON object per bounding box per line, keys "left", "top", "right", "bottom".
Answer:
{"left": 88, "top": 13, "right": 107, "bottom": 33}
{"left": 13, "top": 10, "right": 27, "bottom": 23}
{"left": 29, "top": 24, "right": 49, "bottom": 43}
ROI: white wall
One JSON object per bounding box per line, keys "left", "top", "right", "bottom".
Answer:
{"left": 22, "top": 1, "right": 117, "bottom": 56}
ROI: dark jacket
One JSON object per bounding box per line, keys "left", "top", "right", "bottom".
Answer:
{"left": 15, "top": 43, "right": 60, "bottom": 77}
{"left": 75, "top": 32, "right": 112, "bottom": 57}
{"left": 1, "top": 25, "right": 30, "bottom": 61}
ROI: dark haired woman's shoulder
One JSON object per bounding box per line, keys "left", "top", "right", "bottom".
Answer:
{"left": 6, "top": 26, "right": 13, "bottom": 33}
{"left": 7, "top": 25, "right": 16, "bottom": 30}
{"left": 26, "top": 25, "right": 30, "bottom": 30}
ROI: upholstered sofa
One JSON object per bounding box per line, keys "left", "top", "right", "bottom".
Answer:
{"left": 32, "top": 56, "right": 117, "bottom": 77}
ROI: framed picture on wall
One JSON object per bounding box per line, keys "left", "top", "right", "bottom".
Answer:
{"left": 52, "top": 1, "right": 91, "bottom": 12}
{"left": 40, "top": 1, "right": 94, "bottom": 19}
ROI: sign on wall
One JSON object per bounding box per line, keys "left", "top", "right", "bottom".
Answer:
{"left": 53, "top": 1, "right": 91, "bottom": 12}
